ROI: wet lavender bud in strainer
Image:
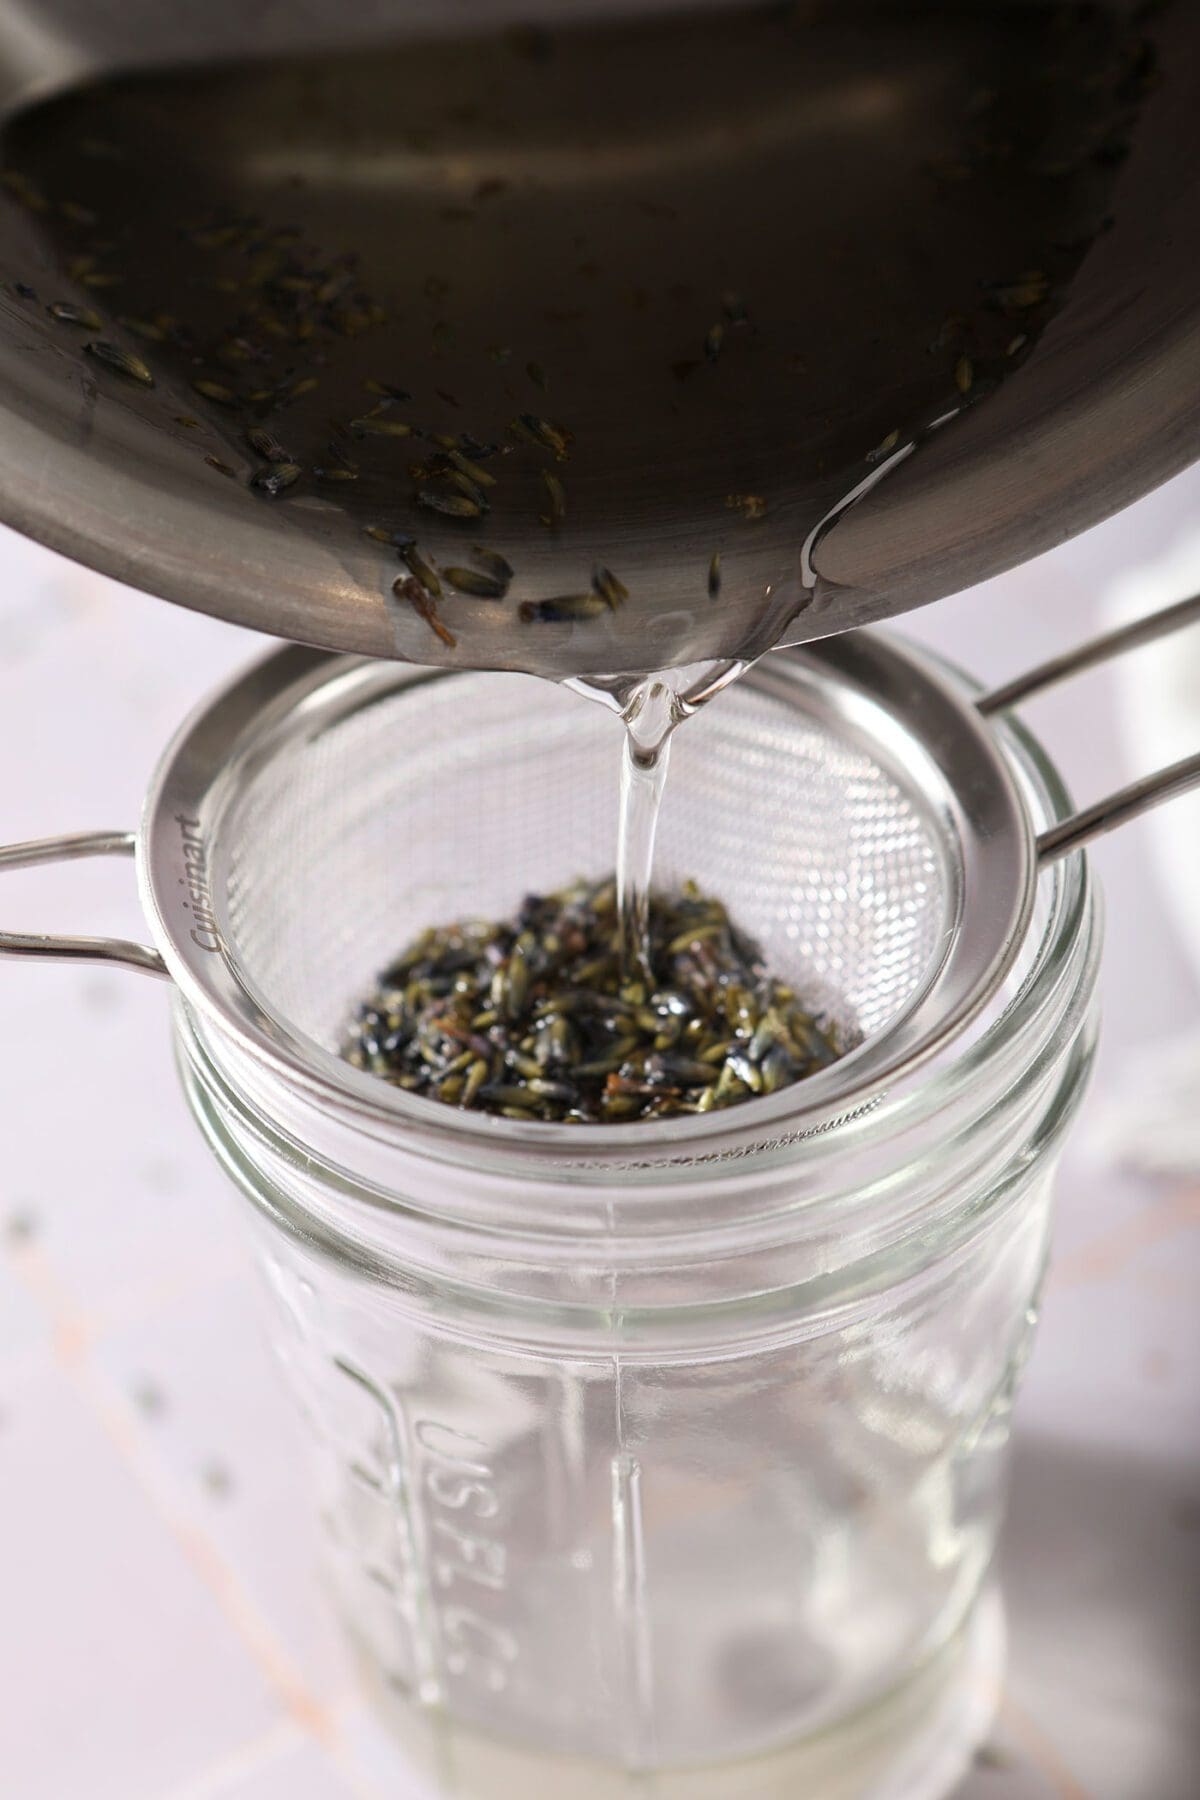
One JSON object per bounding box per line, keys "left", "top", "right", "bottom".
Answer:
{"left": 343, "top": 877, "right": 841, "bottom": 1124}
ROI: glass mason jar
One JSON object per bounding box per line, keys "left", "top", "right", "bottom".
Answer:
{"left": 161, "top": 649, "right": 1102, "bottom": 1800}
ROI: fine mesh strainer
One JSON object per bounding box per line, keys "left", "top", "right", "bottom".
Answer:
{"left": 3, "top": 598, "right": 1199, "bottom": 1151}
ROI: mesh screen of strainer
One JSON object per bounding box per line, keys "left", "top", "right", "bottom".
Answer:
{"left": 216, "top": 661, "right": 949, "bottom": 1062}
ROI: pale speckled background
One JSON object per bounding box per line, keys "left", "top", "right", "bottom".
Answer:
{"left": 1, "top": 469, "right": 1199, "bottom": 1800}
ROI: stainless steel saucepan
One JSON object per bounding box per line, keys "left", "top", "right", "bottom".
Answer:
{"left": 0, "top": 1, "right": 1197, "bottom": 679}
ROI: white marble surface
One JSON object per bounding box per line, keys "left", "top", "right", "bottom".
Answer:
{"left": 2, "top": 473, "right": 1199, "bottom": 1800}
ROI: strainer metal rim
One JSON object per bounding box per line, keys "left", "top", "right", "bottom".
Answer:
{"left": 137, "top": 631, "right": 1036, "bottom": 1157}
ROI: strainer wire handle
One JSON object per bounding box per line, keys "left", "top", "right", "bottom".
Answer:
{"left": 977, "top": 591, "right": 1200, "bottom": 867}
{"left": 0, "top": 831, "right": 168, "bottom": 979}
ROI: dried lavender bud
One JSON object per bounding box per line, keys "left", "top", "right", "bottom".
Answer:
{"left": 343, "top": 877, "right": 841, "bottom": 1123}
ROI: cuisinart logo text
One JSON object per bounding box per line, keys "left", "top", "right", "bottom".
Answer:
{"left": 176, "top": 813, "right": 221, "bottom": 953}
